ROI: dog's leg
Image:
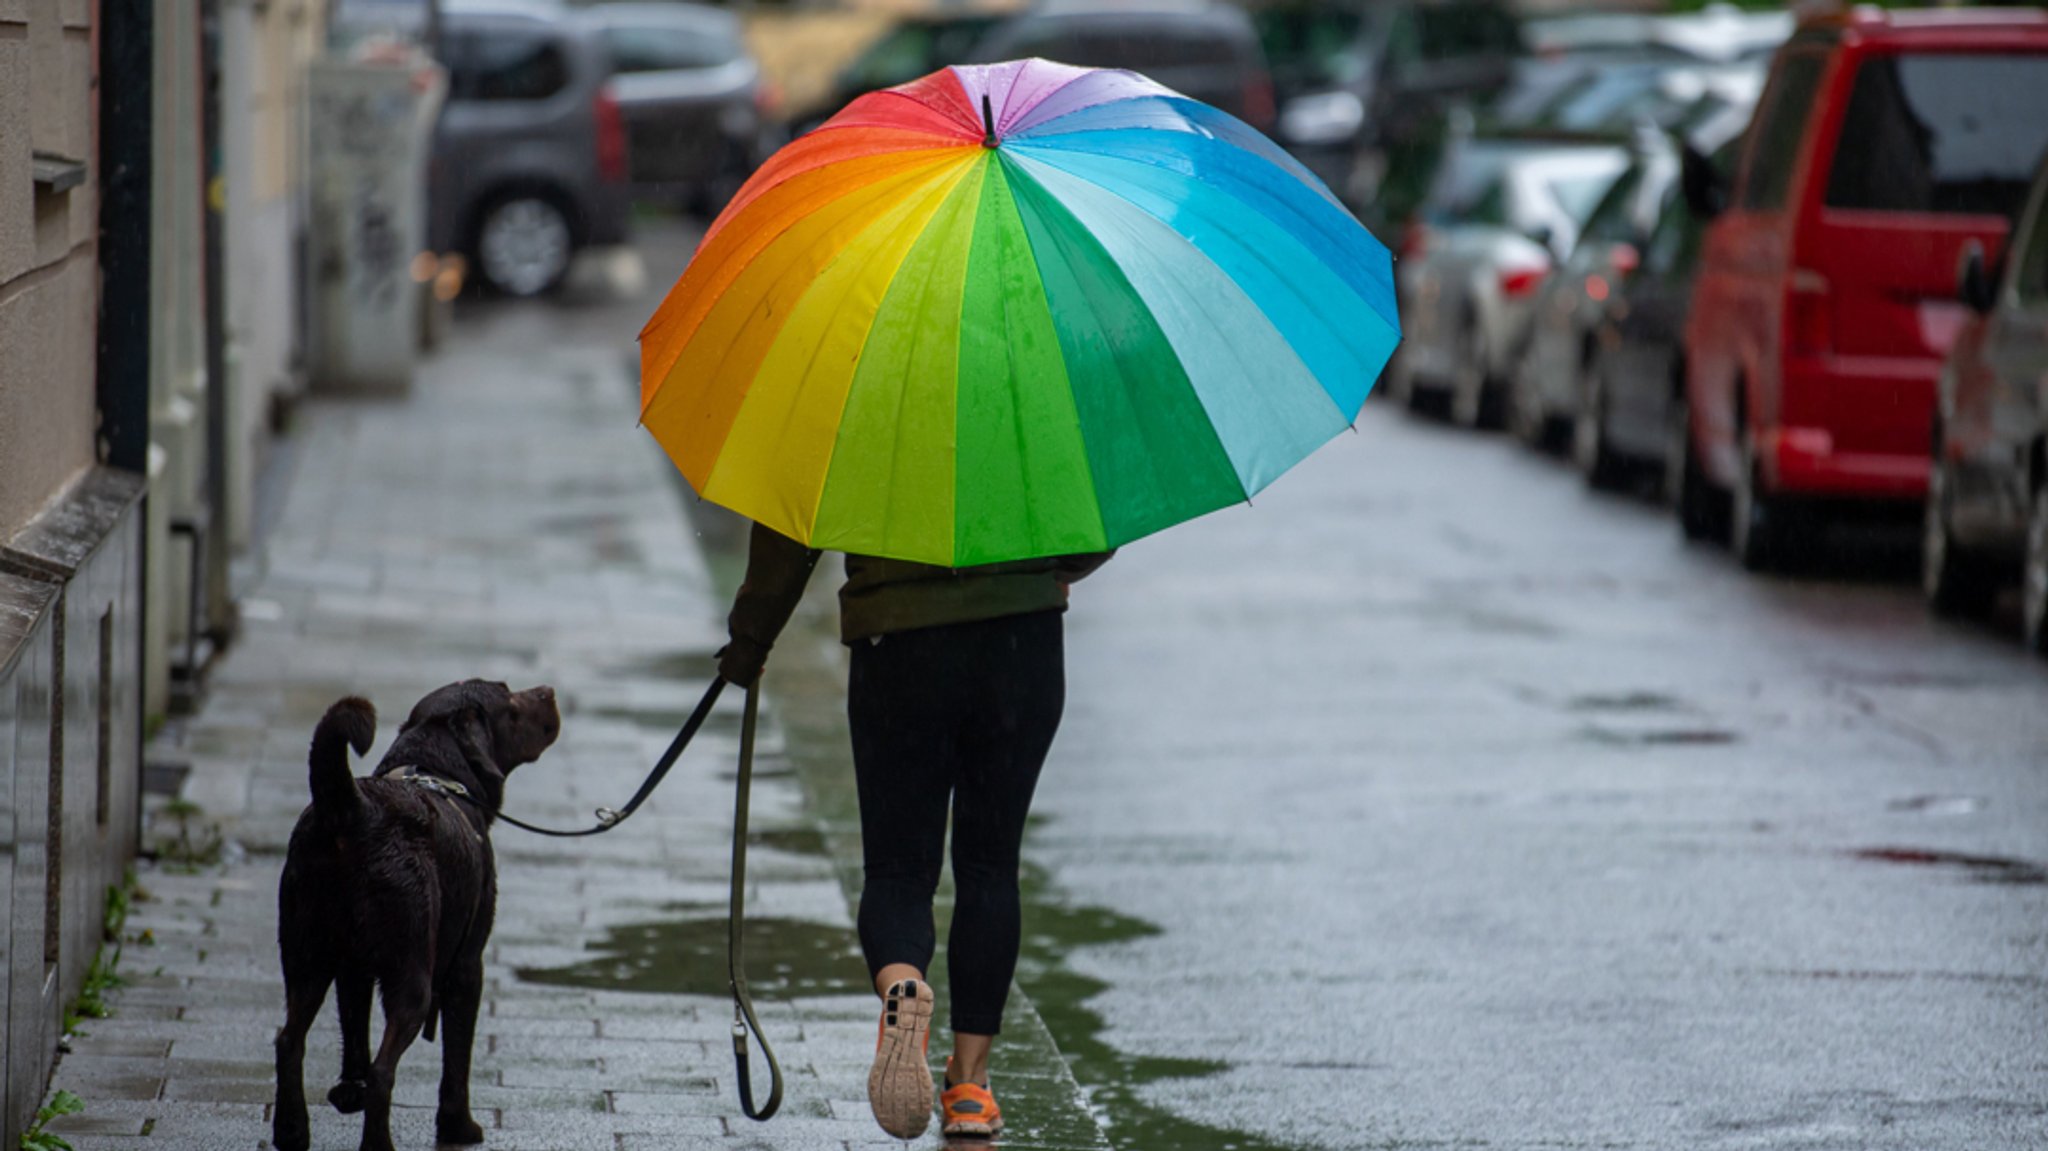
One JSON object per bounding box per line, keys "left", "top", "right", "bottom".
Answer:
{"left": 273, "top": 974, "right": 330, "bottom": 1151}
{"left": 327, "top": 972, "right": 373, "bottom": 1114}
{"left": 359, "top": 977, "right": 429, "bottom": 1151}
{"left": 434, "top": 956, "right": 487, "bottom": 1144}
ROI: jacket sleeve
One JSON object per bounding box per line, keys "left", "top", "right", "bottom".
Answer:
{"left": 1052, "top": 549, "right": 1116, "bottom": 585}
{"left": 719, "top": 522, "right": 823, "bottom": 686}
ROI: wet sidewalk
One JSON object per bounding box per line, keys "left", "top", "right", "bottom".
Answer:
{"left": 40, "top": 292, "right": 1108, "bottom": 1150}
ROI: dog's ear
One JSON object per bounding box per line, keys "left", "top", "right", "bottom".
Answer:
{"left": 450, "top": 706, "right": 503, "bottom": 780}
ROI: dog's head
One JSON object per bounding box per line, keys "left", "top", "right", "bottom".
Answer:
{"left": 400, "top": 679, "right": 560, "bottom": 771}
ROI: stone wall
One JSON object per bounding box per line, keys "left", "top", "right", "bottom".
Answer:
{"left": 0, "top": 0, "right": 99, "bottom": 540}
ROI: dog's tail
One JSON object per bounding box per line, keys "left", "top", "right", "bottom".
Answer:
{"left": 309, "top": 697, "right": 376, "bottom": 820}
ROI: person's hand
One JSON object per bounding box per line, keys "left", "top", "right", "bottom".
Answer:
{"left": 717, "top": 638, "right": 769, "bottom": 687}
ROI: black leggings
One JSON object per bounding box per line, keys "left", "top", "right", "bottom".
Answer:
{"left": 847, "top": 610, "right": 1065, "bottom": 1037}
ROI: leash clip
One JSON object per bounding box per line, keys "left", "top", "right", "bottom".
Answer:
{"left": 594, "top": 807, "right": 622, "bottom": 827}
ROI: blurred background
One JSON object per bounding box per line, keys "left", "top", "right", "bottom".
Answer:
{"left": 6, "top": 0, "right": 2048, "bottom": 1147}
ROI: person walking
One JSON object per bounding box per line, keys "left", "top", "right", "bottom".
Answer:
{"left": 717, "top": 520, "right": 1111, "bottom": 1140}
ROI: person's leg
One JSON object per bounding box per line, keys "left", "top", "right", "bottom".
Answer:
{"left": 848, "top": 633, "right": 956, "bottom": 990}
{"left": 848, "top": 628, "right": 965, "bottom": 1139}
{"left": 945, "top": 611, "right": 1065, "bottom": 1079}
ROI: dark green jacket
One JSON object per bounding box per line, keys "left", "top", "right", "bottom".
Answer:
{"left": 718, "top": 522, "right": 1112, "bottom": 684}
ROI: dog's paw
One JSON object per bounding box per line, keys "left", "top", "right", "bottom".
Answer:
{"left": 435, "top": 1112, "right": 485, "bottom": 1145}
{"left": 327, "top": 1078, "right": 369, "bottom": 1114}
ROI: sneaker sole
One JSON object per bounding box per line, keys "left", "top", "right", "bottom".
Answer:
{"left": 942, "top": 1117, "right": 1003, "bottom": 1139}
{"left": 868, "top": 980, "right": 934, "bottom": 1139}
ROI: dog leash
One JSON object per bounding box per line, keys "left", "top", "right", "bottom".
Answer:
{"left": 492, "top": 677, "right": 726, "bottom": 838}
{"left": 727, "top": 681, "right": 783, "bottom": 1121}
{"left": 493, "top": 673, "right": 783, "bottom": 1121}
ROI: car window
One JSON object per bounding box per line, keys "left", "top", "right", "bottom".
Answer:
{"left": 2015, "top": 176, "right": 2048, "bottom": 304}
{"left": 1579, "top": 165, "right": 1646, "bottom": 245}
{"left": 1411, "top": 3, "right": 1521, "bottom": 62}
{"left": 1549, "top": 171, "right": 1620, "bottom": 226}
{"left": 444, "top": 27, "right": 570, "bottom": 102}
{"left": 1255, "top": 6, "right": 1367, "bottom": 90}
{"left": 1642, "top": 184, "right": 1698, "bottom": 275}
{"left": 1002, "top": 25, "right": 1241, "bottom": 72}
{"left": 1736, "top": 49, "right": 1824, "bottom": 212}
{"left": 1462, "top": 178, "right": 1511, "bottom": 227}
{"left": 841, "top": 19, "right": 998, "bottom": 92}
{"left": 603, "top": 24, "right": 740, "bottom": 74}
{"left": 1823, "top": 53, "right": 2048, "bottom": 219}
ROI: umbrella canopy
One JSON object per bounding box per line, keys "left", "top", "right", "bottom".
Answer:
{"left": 640, "top": 59, "right": 1398, "bottom": 566}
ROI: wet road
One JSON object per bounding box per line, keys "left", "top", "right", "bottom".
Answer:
{"left": 1037, "top": 401, "right": 2048, "bottom": 1149}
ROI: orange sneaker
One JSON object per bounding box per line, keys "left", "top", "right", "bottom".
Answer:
{"left": 940, "top": 1057, "right": 1003, "bottom": 1139}
{"left": 868, "top": 979, "right": 934, "bottom": 1138}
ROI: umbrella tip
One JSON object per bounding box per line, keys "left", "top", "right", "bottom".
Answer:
{"left": 981, "top": 93, "right": 997, "bottom": 148}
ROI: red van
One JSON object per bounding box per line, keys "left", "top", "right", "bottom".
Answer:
{"left": 1672, "top": 9, "right": 2048, "bottom": 568}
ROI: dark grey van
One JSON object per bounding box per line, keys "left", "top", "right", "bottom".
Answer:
{"left": 789, "top": 0, "right": 1275, "bottom": 137}
{"left": 430, "top": 0, "right": 632, "bottom": 295}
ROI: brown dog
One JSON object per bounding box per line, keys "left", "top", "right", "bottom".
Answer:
{"left": 273, "top": 680, "right": 559, "bottom": 1151}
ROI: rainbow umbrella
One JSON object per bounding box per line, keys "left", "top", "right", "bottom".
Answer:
{"left": 639, "top": 59, "right": 1399, "bottom": 566}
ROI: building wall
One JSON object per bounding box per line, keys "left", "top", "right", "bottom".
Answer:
{"left": 0, "top": 0, "right": 98, "bottom": 539}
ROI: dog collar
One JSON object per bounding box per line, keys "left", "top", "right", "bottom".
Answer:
{"left": 389, "top": 766, "right": 477, "bottom": 804}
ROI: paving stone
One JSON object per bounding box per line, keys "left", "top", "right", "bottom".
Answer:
{"left": 37, "top": 307, "right": 1109, "bottom": 1150}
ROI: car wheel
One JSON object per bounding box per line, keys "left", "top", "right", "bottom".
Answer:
{"left": 1383, "top": 345, "right": 1415, "bottom": 408}
{"left": 1450, "top": 318, "right": 1487, "bottom": 429}
{"left": 475, "top": 194, "right": 574, "bottom": 297}
{"left": 1731, "top": 425, "right": 1795, "bottom": 571}
{"left": 1508, "top": 366, "right": 1547, "bottom": 447}
{"left": 1669, "top": 394, "right": 1721, "bottom": 541}
{"left": 1572, "top": 356, "right": 1623, "bottom": 490}
{"left": 1921, "top": 447, "right": 1996, "bottom": 616}
{"left": 2023, "top": 478, "right": 2048, "bottom": 655}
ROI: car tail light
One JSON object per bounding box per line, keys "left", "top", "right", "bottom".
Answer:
{"left": 1243, "top": 72, "right": 1275, "bottom": 132}
{"left": 1609, "top": 241, "right": 1640, "bottom": 277}
{"left": 594, "top": 82, "right": 628, "bottom": 184}
{"left": 1499, "top": 265, "right": 1547, "bottom": 299}
{"left": 1785, "top": 267, "right": 1831, "bottom": 356}
{"left": 1399, "top": 220, "right": 1430, "bottom": 261}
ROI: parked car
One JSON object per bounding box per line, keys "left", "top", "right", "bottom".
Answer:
{"left": 1922, "top": 154, "right": 2048, "bottom": 653}
{"left": 1389, "top": 135, "right": 1628, "bottom": 427}
{"left": 1511, "top": 126, "right": 1678, "bottom": 450}
{"left": 430, "top": 0, "right": 632, "bottom": 295}
{"left": 1257, "top": 0, "right": 1523, "bottom": 212}
{"left": 1571, "top": 133, "right": 1747, "bottom": 498}
{"left": 583, "top": 2, "right": 770, "bottom": 213}
{"left": 788, "top": 0, "right": 1276, "bottom": 138}
{"left": 1678, "top": 8, "right": 2048, "bottom": 569}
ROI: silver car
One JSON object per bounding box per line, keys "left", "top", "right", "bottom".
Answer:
{"left": 584, "top": 2, "right": 770, "bottom": 213}
{"left": 1924, "top": 154, "right": 2048, "bottom": 652}
{"left": 1389, "top": 137, "right": 1628, "bottom": 428}
{"left": 430, "top": 0, "right": 633, "bottom": 295}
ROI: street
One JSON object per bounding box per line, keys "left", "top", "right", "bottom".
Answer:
{"left": 1035, "top": 383, "right": 2048, "bottom": 1148}
{"left": 556, "top": 217, "right": 2048, "bottom": 1150}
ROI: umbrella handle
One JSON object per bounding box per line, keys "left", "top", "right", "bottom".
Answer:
{"left": 981, "top": 93, "right": 997, "bottom": 148}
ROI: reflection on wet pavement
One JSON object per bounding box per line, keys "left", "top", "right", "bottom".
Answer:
{"left": 517, "top": 913, "right": 869, "bottom": 998}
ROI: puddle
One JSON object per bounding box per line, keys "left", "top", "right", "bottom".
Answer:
{"left": 515, "top": 914, "right": 868, "bottom": 997}
{"left": 605, "top": 650, "right": 721, "bottom": 682}
{"left": 1012, "top": 864, "right": 1298, "bottom": 1151}
{"left": 584, "top": 705, "right": 743, "bottom": 735}
{"left": 1567, "top": 691, "right": 1682, "bottom": 712}
{"left": 1577, "top": 725, "right": 1739, "bottom": 747}
{"left": 1849, "top": 847, "right": 2048, "bottom": 886}
{"left": 747, "top": 826, "right": 829, "bottom": 858}
{"left": 1886, "top": 795, "right": 1984, "bottom": 816}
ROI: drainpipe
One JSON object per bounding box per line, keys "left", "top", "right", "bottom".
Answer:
{"left": 200, "top": 0, "right": 233, "bottom": 655}
{"left": 97, "top": 0, "right": 153, "bottom": 794}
